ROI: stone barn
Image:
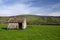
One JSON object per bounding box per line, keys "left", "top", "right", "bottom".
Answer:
{"left": 8, "top": 17, "right": 27, "bottom": 29}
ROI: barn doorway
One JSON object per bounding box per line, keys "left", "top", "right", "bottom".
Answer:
{"left": 19, "top": 22, "right": 22, "bottom": 29}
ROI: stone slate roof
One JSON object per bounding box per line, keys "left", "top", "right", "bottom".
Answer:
{"left": 8, "top": 17, "right": 24, "bottom": 23}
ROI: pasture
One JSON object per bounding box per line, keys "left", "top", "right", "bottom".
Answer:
{"left": 0, "top": 24, "right": 60, "bottom": 40}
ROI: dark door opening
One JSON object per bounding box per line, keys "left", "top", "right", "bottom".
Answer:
{"left": 19, "top": 23, "right": 22, "bottom": 29}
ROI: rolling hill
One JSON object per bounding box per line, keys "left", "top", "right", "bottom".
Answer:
{"left": 0, "top": 15, "right": 60, "bottom": 25}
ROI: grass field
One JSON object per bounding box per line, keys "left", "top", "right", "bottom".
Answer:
{"left": 0, "top": 24, "right": 60, "bottom": 40}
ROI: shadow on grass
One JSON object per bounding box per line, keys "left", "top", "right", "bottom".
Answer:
{"left": 2, "top": 28, "right": 23, "bottom": 30}
{"left": 2, "top": 28, "right": 7, "bottom": 30}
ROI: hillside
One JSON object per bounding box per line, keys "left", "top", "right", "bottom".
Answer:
{"left": 0, "top": 15, "right": 60, "bottom": 25}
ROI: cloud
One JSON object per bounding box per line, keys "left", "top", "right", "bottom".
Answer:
{"left": 0, "top": 0, "right": 60, "bottom": 16}
{"left": 47, "top": 3, "right": 60, "bottom": 16}
{"left": 0, "top": 0, "right": 34, "bottom": 16}
{"left": 0, "top": 4, "right": 49, "bottom": 16}
{"left": 48, "top": 11, "right": 60, "bottom": 16}
{"left": 0, "top": 4, "right": 31, "bottom": 16}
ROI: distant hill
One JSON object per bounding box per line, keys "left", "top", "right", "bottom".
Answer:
{"left": 0, "top": 15, "right": 60, "bottom": 25}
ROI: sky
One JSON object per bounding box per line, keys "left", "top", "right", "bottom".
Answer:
{"left": 0, "top": 0, "right": 60, "bottom": 16}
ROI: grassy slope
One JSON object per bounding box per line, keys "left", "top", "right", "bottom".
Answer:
{"left": 0, "top": 24, "right": 60, "bottom": 40}
{"left": 0, "top": 15, "right": 60, "bottom": 24}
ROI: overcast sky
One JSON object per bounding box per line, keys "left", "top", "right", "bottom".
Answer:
{"left": 0, "top": 0, "right": 60, "bottom": 16}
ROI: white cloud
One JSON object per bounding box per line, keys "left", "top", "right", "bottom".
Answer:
{"left": 0, "top": 3, "right": 60, "bottom": 16}
{"left": 0, "top": 2, "right": 47, "bottom": 16}
{"left": 0, "top": 3, "right": 32, "bottom": 16}
{"left": 0, "top": 0, "right": 60, "bottom": 16}
{"left": 47, "top": 3, "right": 60, "bottom": 16}
{"left": 48, "top": 12, "right": 60, "bottom": 16}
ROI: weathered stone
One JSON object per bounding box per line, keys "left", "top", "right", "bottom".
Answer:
{"left": 8, "top": 17, "right": 27, "bottom": 29}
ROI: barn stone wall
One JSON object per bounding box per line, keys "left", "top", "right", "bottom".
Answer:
{"left": 7, "top": 18, "right": 27, "bottom": 29}
{"left": 8, "top": 23, "right": 19, "bottom": 29}
{"left": 22, "top": 18, "right": 27, "bottom": 29}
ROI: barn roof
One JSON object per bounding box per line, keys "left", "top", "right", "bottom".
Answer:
{"left": 8, "top": 17, "right": 24, "bottom": 23}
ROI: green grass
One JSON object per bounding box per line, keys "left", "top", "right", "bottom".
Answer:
{"left": 0, "top": 24, "right": 60, "bottom": 40}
